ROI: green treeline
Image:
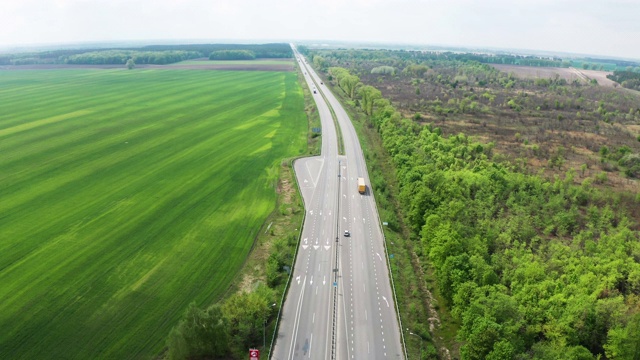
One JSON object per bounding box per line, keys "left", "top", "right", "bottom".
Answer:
{"left": 209, "top": 50, "right": 256, "bottom": 60}
{"left": 301, "top": 48, "right": 572, "bottom": 68}
{"left": 329, "top": 66, "right": 640, "bottom": 359}
{"left": 64, "top": 50, "right": 201, "bottom": 65}
{"left": 298, "top": 47, "right": 640, "bottom": 72}
{"left": 0, "top": 43, "right": 292, "bottom": 66}
{"left": 608, "top": 71, "right": 640, "bottom": 91}
{"left": 143, "top": 43, "right": 292, "bottom": 58}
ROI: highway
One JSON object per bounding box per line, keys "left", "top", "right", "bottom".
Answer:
{"left": 271, "top": 45, "right": 404, "bottom": 360}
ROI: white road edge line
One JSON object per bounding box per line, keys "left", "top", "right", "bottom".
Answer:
{"left": 288, "top": 275, "right": 307, "bottom": 360}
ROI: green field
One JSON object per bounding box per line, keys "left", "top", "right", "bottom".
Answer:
{"left": 0, "top": 69, "right": 306, "bottom": 359}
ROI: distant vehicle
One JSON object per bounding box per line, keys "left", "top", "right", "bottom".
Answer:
{"left": 313, "top": 90, "right": 317, "bottom": 94}
{"left": 321, "top": 82, "right": 324, "bottom": 84}
{"left": 358, "top": 177, "right": 366, "bottom": 194}
{"left": 344, "top": 230, "right": 350, "bottom": 237}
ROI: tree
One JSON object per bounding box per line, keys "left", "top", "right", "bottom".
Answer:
{"left": 605, "top": 313, "right": 640, "bottom": 359}
{"left": 167, "top": 303, "right": 229, "bottom": 360}
{"left": 328, "top": 67, "right": 361, "bottom": 99}
{"left": 340, "top": 74, "right": 361, "bottom": 99}
{"left": 313, "top": 55, "right": 327, "bottom": 71}
{"left": 403, "top": 63, "right": 429, "bottom": 77}
{"left": 126, "top": 58, "right": 135, "bottom": 69}
{"left": 222, "top": 284, "right": 276, "bottom": 355}
{"left": 359, "top": 85, "right": 382, "bottom": 116}
{"left": 460, "top": 317, "right": 503, "bottom": 360}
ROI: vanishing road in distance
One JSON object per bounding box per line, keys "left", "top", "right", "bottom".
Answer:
{"left": 271, "top": 44, "right": 405, "bottom": 360}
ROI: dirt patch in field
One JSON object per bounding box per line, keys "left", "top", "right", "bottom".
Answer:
{"left": 166, "top": 64, "right": 294, "bottom": 71}
{"left": 577, "top": 69, "right": 618, "bottom": 87}
{"left": 492, "top": 64, "right": 617, "bottom": 87}
{"left": 0, "top": 64, "right": 130, "bottom": 70}
{"left": 493, "top": 64, "right": 583, "bottom": 81}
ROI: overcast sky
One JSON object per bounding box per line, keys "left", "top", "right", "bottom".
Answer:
{"left": 2, "top": 0, "right": 639, "bottom": 59}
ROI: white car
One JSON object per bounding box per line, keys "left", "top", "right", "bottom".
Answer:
{"left": 344, "top": 230, "right": 350, "bottom": 237}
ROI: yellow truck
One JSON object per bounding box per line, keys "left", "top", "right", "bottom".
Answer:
{"left": 357, "top": 177, "right": 366, "bottom": 194}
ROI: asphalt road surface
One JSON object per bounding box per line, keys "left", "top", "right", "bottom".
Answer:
{"left": 271, "top": 45, "right": 404, "bottom": 360}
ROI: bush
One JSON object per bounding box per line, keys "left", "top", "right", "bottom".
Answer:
{"left": 371, "top": 66, "right": 396, "bottom": 75}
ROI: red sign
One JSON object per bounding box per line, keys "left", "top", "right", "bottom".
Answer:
{"left": 249, "top": 349, "right": 260, "bottom": 360}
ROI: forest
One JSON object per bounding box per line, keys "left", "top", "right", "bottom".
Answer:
{"left": 143, "top": 43, "right": 292, "bottom": 58}
{"left": 305, "top": 48, "right": 640, "bottom": 359}
{"left": 64, "top": 50, "right": 201, "bottom": 65}
{"left": 209, "top": 50, "right": 256, "bottom": 60}
{"left": 0, "top": 43, "right": 292, "bottom": 65}
{"left": 299, "top": 46, "right": 640, "bottom": 72}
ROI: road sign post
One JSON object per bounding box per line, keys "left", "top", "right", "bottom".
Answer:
{"left": 249, "top": 349, "right": 259, "bottom": 360}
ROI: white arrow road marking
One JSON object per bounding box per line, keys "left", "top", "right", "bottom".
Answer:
{"left": 352, "top": 195, "right": 354, "bottom": 199}
{"left": 304, "top": 179, "right": 308, "bottom": 183}
{"left": 363, "top": 218, "right": 366, "bottom": 223}
{"left": 313, "top": 245, "right": 320, "bottom": 250}
{"left": 310, "top": 276, "right": 313, "bottom": 285}
{"left": 304, "top": 238, "right": 308, "bottom": 244}
{"left": 343, "top": 194, "right": 346, "bottom": 198}
{"left": 343, "top": 217, "right": 347, "bottom": 221}
{"left": 315, "top": 238, "right": 318, "bottom": 244}
{"left": 382, "top": 296, "right": 390, "bottom": 307}
{"left": 324, "top": 246, "right": 331, "bottom": 250}
{"left": 309, "top": 210, "right": 313, "bottom": 215}
{"left": 319, "top": 211, "right": 322, "bottom": 216}
{"left": 328, "top": 211, "right": 331, "bottom": 216}
{"left": 296, "top": 276, "right": 301, "bottom": 285}
{"left": 376, "top": 253, "right": 383, "bottom": 261}
{"left": 323, "top": 276, "right": 326, "bottom": 285}
{"left": 302, "top": 245, "right": 309, "bottom": 250}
